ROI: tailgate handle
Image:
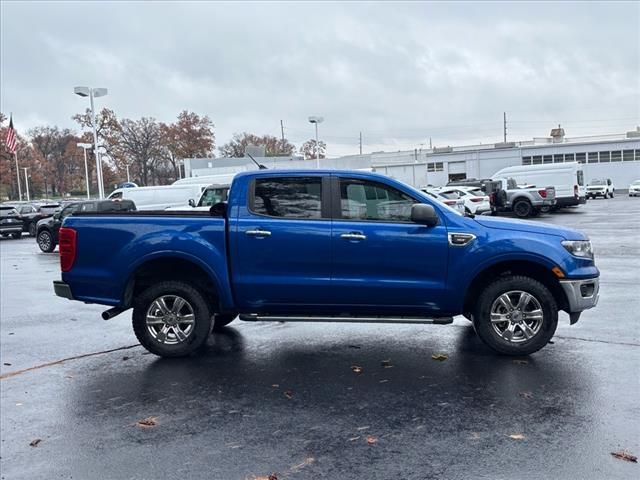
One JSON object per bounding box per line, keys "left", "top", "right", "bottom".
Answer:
{"left": 246, "top": 229, "right": 271, "bottom": 237}
{"left": 340, "top": 232, "right": 367, "bottom": 241}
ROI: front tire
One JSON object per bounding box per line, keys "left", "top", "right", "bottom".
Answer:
{"left": 472, "top": 275, "right": 558, "bottom": 355}
{"left": 37, "top": 230, "right": 56, "bottom": 252}
{"left": 132, "top": 281, "right": 213, "bottom": 357}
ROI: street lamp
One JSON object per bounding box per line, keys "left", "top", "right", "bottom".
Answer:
{"left": 77, "top": 143, "right": 92, "bottom": 199}
{"left": 74, "top": 86, "right": 108, "bottom": 198}
{"left": 308, "top": 116, "right": 324, "bottom": 168}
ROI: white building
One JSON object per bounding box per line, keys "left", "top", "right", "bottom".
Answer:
{"left": 366, "top": 127, "right": 640, "bottom": 189}
{"left": 182, "top": 127, "right": 640, "bottom": 190}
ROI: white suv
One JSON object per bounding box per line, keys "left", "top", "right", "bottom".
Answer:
{"left": 629, "top": 180, "right": 640, "bottom": 197}
{"left": 586, "top": 178, "right": 615, "bottom": 199}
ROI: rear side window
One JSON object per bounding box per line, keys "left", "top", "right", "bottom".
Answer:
{"left": 251, "top": 177, "right": 322, "bottom": 219}
{"left": 339, "top": 179, "right": 415, "bottom": 222}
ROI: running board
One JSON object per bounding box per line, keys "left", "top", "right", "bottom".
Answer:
{"left": 238, "top": 314, "right": 453, "bottom": 325}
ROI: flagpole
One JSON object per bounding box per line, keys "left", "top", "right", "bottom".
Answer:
{"left": 14, "top": 152, "right": 22, "bottom": 201}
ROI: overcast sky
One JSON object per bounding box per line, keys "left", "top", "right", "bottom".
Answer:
{"left": 1, "top": 1, "right": 639, "bottom": 157}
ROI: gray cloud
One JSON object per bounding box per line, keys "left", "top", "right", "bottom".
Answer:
{"left": 1, "top": 1, "right": 638, "bottom": 156}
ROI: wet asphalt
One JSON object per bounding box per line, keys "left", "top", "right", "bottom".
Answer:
{"left": 1, "top": 196, "right": 639, "bottom": 480}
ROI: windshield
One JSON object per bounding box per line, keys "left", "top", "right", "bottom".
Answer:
{"left": 590, "top": 179, "right": 605, "bottom": 185}
{"left": 0, "top": 207, "right": 18, "bottom": 217}
{"left": 469, "top": 188, "right": 484, "bottom": 197}
{"left": 633, "top": 180, "right": 640, "bottom": 186}
{"left": 438, "top": 191, "right": 459, "bottom": 200}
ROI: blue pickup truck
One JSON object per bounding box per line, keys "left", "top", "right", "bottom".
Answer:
{"left": 54, "top": 170, "right": 599, "bottom": 357}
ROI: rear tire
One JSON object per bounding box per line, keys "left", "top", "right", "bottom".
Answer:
{"left": 472, "top": 275, "right": 558, "bottom": 355}
{"left": 132, "top": 280, "right": 213, "bottom": 357}
{"left": 513, "top": 199, "right": 533, "bottom": 218}
{"left": 37, "top": 230, "right": 56, "bottom": 252}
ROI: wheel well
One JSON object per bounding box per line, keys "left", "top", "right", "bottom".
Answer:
{"left": 512, "top": 197, "right": 531, "bottom": 205}
{"left": 126, "top": 257, "right": 219, "bottom": 311}
{"left": 463, "top": 260, "right": 568, "bottom": 315}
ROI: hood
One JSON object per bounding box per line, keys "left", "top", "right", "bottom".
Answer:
{"left": 474, "top": 215, "right": 587, "bottom": 240}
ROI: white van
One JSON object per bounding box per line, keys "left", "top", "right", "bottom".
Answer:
{"left": 173, "top": 172, "right": 238, "bottom": 186}
{"left": 491, "top": 162, "right": 586, "bottom": 207}
{"left": 165, "top": 184, "right": 230, "bottom": 211}
{"left": 107, "top": 184, "right": 207, "bottom": 210}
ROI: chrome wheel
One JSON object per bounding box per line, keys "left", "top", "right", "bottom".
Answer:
{"left": 145, "top": 295, "right": 195, "bottom": 345}
{"left": 490, "top": 290, "right": 543, "bottom": 344}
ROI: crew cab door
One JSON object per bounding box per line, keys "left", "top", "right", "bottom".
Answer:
{"left": 230, "top": 174, "right": 333, "bottom": 311}
{"left": 329, "top": 175, "right": 449, "bottom": 314}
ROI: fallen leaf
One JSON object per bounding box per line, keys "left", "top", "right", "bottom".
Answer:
{"left": 122, "top": 356, "right": 130, "bottom": 361}
{"left": 611, "top": 450, "right": 638, "bottom": 463}
{"left": 512, "top": 359, "right": 528, "bottom": 365}
{"left": 381, "top": 359, "right": 393, "bottom": 368}
{"left": 431, "top": 353, "right": 448, "bottom": 361}
{"left": 254, "top": 475, "right": 278, "bottom": 480}
{"left": 284, "top": 390, "right": 294, "bottom": 399}
{"left": 508, "top": 434, "right": 526, "bottom": 440}
{"left": 136, "top": 416, "right": 158, "bottom": 428}
{"left": 366, "top": 435, "right": 378, "bottom": 445}
{"left": 29, "top": 438, "right": 42, "bottom": 447}
{"left": 351, "top": 365, "right": 364, "bottom": 374}
{"left": 519, "top": 391, "right": 533, "bottom": 399}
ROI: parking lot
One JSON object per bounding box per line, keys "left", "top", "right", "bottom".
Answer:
{"left": 1, "top": 196, "right": 638, "bottom": 480}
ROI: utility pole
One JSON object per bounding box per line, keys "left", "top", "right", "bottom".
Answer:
{"left": 503, "top": 111, "right": 507, "bottom": 143}
{"left": 22, "top": 167, "right": 30, "bottom": 201}
{"left": 359, "top": 132, "right": 362, "bottom": 155}
{"left": 429, "top": 137, "right": 432, "bottom": 149}
{"left": 280, "top": 120, "right": 286, "bottom": 153}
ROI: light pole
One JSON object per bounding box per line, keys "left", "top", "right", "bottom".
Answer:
{"left": 22, "top": 167, "right": 30, "bottom": 201}
{"left": 77, "top": 143, "right": 92, "bottom": 199}
{"left": 308, "top": 116, "right": 324, "bottom": 168}
{"left": 74, "top": 86, "right": 108, "bottom": 198}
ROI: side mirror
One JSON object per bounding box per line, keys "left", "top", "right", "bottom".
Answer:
{"left": 411, "top": 204, "right": 439, "bottom": 226}
{"left": 53, "top": 213, "right": 61, "bottom": 221}
{"left": 188, "top": 198, "right": 196, "bottom": 207}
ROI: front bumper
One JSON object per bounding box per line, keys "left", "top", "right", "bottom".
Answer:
{"left": 560, "top": 277, "right": 599, "bottom": 316}
{"left": 53, "top": 280, "right": 74, "bottom": 300}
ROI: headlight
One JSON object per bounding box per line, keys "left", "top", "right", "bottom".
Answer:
{"left": 562, "top": 240, "right": 594, "bottom": 259}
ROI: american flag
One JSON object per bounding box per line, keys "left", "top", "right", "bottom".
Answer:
{"left": 5, "top": 115, "right": 18, "bottom": 154}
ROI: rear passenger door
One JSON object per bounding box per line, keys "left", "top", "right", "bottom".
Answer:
{"left": 231, "top": 175, "right": 333, "bottom": 311}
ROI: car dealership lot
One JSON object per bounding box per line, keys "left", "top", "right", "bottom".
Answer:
{"left": 1, "top": 197, "right": 638, "bottom": 480}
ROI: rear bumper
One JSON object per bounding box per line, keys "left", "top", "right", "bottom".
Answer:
{"left": 560, "top": 277, "right": 599, "bottom": 314}
{"left": 556, "top": 196, "right": 585, "bottom": 207}
{"left": 53, "top": 280, "right": 74, "bottom": 300}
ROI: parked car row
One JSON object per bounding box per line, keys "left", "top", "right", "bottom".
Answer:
{"left": 0, "top": 201, "right": 64, "bottom": 239}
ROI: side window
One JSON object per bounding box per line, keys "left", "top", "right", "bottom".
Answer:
{"left": 251, "top": 177, "right": 323, "bottom": 219}
{"left": 110, "top": 192, "right": 123, "bottom": 200}
{"left": 339, "top": 179, "right": 415, "bottom": 222}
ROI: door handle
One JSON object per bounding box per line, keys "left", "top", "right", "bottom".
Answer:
{"left": 246, "top": 229, "right": 272, "bottom": 237}
{"left": 340, "top": 232, "right": 367, "bottom": 241}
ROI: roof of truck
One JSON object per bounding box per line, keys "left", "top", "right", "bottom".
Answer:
{"left": 233, "top": 169, "right": 391, "bottom": 179}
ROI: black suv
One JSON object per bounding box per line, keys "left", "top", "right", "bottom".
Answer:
{"left": 36, "top": 199, "right": 136, "bottom": 252}
{"left": 0, "top": 206, "right": 24, "bottom": 239}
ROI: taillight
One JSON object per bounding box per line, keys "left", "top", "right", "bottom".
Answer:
{"left": 574, "top": 185, "right": 579, "bottom": 197}
{"left": 470, "top": 198, "right": 483, "bottom": 202}
{"left": 444, "top": 200, "right": 455, "bottom": 206}
{"left": 538, "top": 189, "right": 547, "bottom": 198}
{"left": 59, "top": 227, "right": 77, "bottom": 272}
